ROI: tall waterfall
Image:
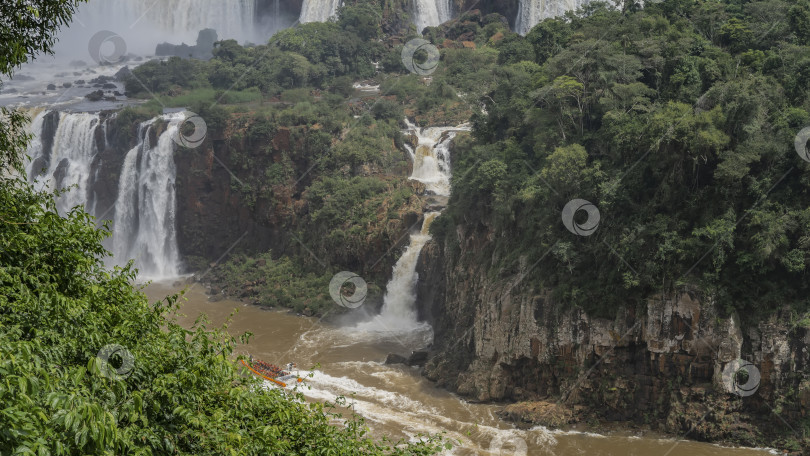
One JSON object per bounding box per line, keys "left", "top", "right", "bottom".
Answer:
{"left": 112, "top": 114, "right": 184, "bottom": 278}
{"left": 299, "top": 0, "right": 342, "bottom": 23}
{"left": 515, "top": 0, "right": 591, "bottom": 35}
{"left": 26, "top": 110, "right": 183, "bottom": 279}
{"left": 356, "top": 121, "right": 469, "bottom": 335}
{"left": 412, "top": 0, "right": 452, "bottom": 33}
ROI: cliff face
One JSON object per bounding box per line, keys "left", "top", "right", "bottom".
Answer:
{"left": 84, "top": 111, "right": 419, "bottom": 280}
{"left": 416, "top": 201, "right": 810, "bottom": 447}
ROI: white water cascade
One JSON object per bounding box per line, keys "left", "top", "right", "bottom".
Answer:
{"left": 54, "top": 0, "right": 261, "bottom": 57}
{"left": 299, "top": 0, "right": 343, "bottom": 23}
{"left": 112, "top": 114, "right": 184, "bottom": 279}
{"left": 26, "top": 111, "right": 100, "bottom": 216}
{"left": 25, "top": 111, "right": 183, "bottom": 279}
{"left": 356, "top": 121, "right": 469, "bottom": 336}
{"left": 515, "top": 0, "right": 592, "bottom": 35}
{"left": 412, "top": 0, "right": 453, "bottom": 33}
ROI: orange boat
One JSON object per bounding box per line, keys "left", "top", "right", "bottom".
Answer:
{"left": 241, "top": 358, "right": 302, "bottom": 387}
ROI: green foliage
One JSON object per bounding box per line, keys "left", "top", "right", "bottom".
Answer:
{"left": 211, "top": 253, "right": 337, "bottom": 314}
{"left": 443, "top": 0, "right": 810, "bottom": 319}
{"left": 0, "top": 0, "right": 86, "bottom": 172}
{"left": 0, "top": 4, "right": 443, "bottom": 453}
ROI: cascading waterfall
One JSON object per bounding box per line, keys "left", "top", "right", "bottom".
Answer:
{"left": 357, "top": 120, "right": 469, "bottom": 335}
{"left": 63, "top": 0, "right": 261, "bottom": 55}
{"left": 25, "top": 110, "right": 183, "bottom": 279}
{"left": 26, "top": 111, "right": 100, "bottom": 216}
{"left": 515, "top": 0, "right": 591, "bottom": 35}
{"left": 112, "top": 114, "right": 184, "bottom": 278}
{"left": 298, "top": 0, "right": 342, "bottom": 23}
{"left": 412, "top": 0, "right": 452, "bottom": 33}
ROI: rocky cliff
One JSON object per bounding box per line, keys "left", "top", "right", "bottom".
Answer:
{"left": 415, "top": 185, "right": 810, "bottom": 450}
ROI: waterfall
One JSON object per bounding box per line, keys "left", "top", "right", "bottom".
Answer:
{"left": 25, "top": 111, "right": 183, "bottom": 279}
{"left": 26, "top": 111, "right": 100, "bottom": 216}
{"left": 112, "top": 114, "right": 183, "bottom": 278}
{"left": 356, "top": 121, "right": 469, "bottom": 335}
{"left": 299, "top": 0, "right": 342, "bottom": 23}
{"left": 55, "top": 0, "right": 262, "bottom": 57}
{"left": 515, "top": 0, "right": 591, "bottom": 35}
{"left": 412, "top": 0, "right": 452, "bottom": 33}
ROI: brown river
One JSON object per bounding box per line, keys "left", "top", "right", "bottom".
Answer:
{"left": 145, "top": 282, "right": 777, "bottom": 456}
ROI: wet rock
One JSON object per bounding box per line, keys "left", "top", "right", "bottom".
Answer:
{"left": 408, "top": 351, "right": 429, "bottom": 366}
{"left": 74, "top": 79, "right": 85, "bottom": 85}
{"left": 62, "top": 82, "right": 72, "bottom": 88}
{"left": 209, "top": 294, "right": 223, "bottom": 302}
{"left": 499, "top": 401, "right": 575, "bottom": 428}
{"left": 46, "top": 84, "right": 56, "bottom": 90}
{"left": 84, "top": 90, "right": 104, "bottom": 102}
{"left": 114, "top": 66, "right": 132, "bottom": 81}
{"left": 102, "top": 83, "right": 117, "bottom": 89}
{"left": 384, "top": 354, "right": 408, "bottom": 365}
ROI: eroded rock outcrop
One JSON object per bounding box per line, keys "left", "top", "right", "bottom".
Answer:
{"left": 416, "top": 219, "right": 810, "bottom": 448}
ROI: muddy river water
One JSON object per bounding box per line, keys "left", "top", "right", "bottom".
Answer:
{"left": 145, "top": 282, "right": 776, "bottom": 456}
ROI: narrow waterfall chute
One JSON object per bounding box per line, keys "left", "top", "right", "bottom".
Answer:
{"left": 354, "top": 120, "right": 469, "bottom": 337}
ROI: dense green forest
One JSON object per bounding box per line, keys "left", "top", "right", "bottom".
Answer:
{"left": 434, "top": 0, "right": 810, "bottom": 320}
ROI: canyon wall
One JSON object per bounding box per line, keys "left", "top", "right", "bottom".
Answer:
{"left": 415, "top": 147, "right": 810, "bottom": 447}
